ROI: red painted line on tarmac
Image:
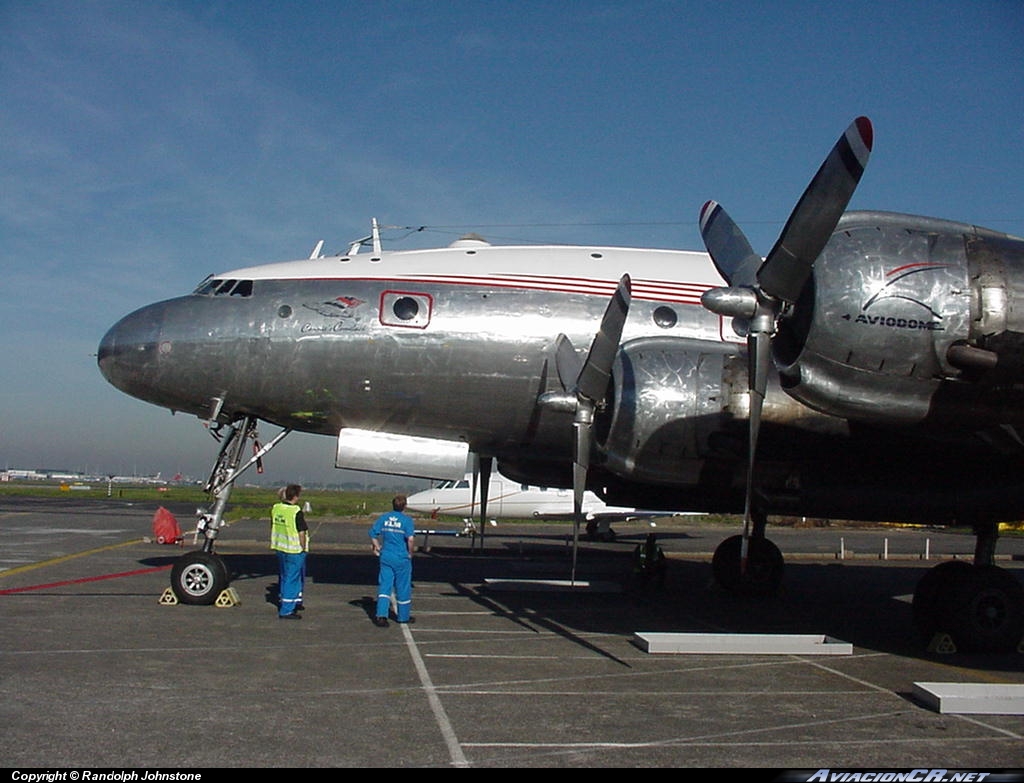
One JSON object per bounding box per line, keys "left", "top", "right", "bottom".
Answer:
{"left": 0, "top": 565, "right": 172, "bottom": 594}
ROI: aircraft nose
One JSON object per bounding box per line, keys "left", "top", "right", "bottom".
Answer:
{"left": 97, "top": 303, "right": 165, "bottom": 399}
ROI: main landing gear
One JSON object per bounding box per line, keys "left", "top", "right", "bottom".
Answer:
{"left": 912, "top": 521, "right": 1024, "bottom": 654}
{"left": 710, "top": 514, "right": 1023, "bottom": 653}
{"left": 168, "top": 414, "right": 292, "bottom": 605}
{"left": 585, "top": 519, "right": 617, "bottom": 542}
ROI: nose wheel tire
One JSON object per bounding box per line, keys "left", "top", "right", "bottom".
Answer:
{"left": 170, "top": 551, "right": 230, "bottom": 605}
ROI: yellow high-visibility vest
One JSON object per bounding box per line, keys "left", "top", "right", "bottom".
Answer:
{"left": 270, "top": 502, "right": 303, "bottom": 554}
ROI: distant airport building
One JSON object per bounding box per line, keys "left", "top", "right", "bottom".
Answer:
{"left": 2, "top": 468, "right": 50, "bottom": 481}
{"left": 2, "top": 468, "right": 90, "bottom": 482}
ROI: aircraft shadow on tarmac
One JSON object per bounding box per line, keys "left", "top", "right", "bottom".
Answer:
{"left": 139, "top": 540, "right": 1024, "bottom": 673}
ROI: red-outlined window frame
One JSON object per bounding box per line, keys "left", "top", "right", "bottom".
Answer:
{"left": 379, "top": 289, "right": 434, "bottom": 329}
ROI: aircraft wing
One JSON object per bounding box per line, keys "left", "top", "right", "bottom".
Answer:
{"left": 529, "top": 509, "right": 691, "bottom": 522}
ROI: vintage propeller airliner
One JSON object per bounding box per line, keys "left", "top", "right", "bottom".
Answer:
{"left": 99, "top": 118, "right": 1024, "bottom": 652}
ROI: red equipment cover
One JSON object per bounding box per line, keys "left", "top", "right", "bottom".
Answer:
{"left": 152, "top": 506, "right": 183, "bottom": 545}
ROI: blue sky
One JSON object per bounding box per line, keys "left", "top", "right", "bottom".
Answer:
{"left": 2, "top": 0, "right": 1023, "bottom": 487}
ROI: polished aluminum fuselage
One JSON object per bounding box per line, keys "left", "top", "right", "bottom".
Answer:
{"left": 99, "top": 243, "right": 725, "bottom": 449}
{"left": 98, "top": 216, "right": 1024, "bottom": 523}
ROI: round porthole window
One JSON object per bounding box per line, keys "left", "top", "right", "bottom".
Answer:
{"left": 393, "top": 296, "right": 419, "bottom": 321}
{"left": 653, "top": 306, "right": 677, "bottom": 328}
{"left": 278, "top": 305, "right": 293, "bottom": 318}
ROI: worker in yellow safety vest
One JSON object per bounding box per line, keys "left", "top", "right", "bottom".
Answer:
{"left": 270, "top": 484, "right": 308, "bottom": 619}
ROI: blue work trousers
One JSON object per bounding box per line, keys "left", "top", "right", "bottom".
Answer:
{"left": 277, "top": 550, "right": 306, "bottom": 616}
{"left": 376, "top": 556, "right": 412, "bottom": 621}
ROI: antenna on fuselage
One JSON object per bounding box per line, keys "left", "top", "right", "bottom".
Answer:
{"left": 371, "top": 217, "right": 382, "bottom": 255}
{"left": 309, "top": 239, "right": 324, "bottom": 259}
{"left": 346, "top": 218, "right": 384, "bottom": 256}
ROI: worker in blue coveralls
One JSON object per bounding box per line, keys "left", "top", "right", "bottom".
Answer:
{"left": 270, "top": 484, "right": 308, "bottom": 620}
{"left": 368, "top": 495, "right": 416, "bottom": 628}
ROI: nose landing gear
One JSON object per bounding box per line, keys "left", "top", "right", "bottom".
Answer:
{"left": 168, "top": 414, "right": 291, "bottom": 605}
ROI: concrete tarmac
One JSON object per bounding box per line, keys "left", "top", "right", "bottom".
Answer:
{"left": 1, "top": 495, "right": 1023, "bottom": 768}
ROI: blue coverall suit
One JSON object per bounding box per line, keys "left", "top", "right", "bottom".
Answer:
{"left": 368, "top": 510, "right": 415, "bottom": 622}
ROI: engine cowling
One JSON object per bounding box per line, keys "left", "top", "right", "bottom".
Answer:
{"left": 594, "top": 335, "right": 837, "bottom": 486}
{"left": 773, "top": 211, "right": 1024, "bottom": 424}
{"left": 593, "top": 337, "right": 732, "bottom": 485}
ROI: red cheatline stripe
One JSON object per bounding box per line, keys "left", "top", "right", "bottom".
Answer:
{"left": 886, "top": 262, "right": 949, "bottom": 277}
{"left": 0, "top": 564, "right": 172, "bottom": 595}
{"left": 263, "top": 274, "right": 712, "bottom": 303}
{"left": 395, "top": 275, "right": 709, "bottom": 303}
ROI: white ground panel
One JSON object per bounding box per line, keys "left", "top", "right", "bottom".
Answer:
{"left": 483, "top": 578, "right": 622, "bottom": 593}
{"left": 633, "top": 632, "right": 853, "bottom": 655}
{"left": 912, "top": 682, "right": 1024, "bottom": 714}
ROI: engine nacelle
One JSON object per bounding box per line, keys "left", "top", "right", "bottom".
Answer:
{"left": 596, "top": 336, "right": 847, "bottom": 487}
{"left": 595, "top": 337, "right": 736, "bottom": 485}
{"left": 774, "top": 211, "right": 1024, "bottom": 424}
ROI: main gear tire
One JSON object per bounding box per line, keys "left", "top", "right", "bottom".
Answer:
{"left": 943, "top": 565, "right": 1024, "bottom": 654}
{"left": 912, "top": 560, "right": 972, "bottom": 641}
{"left": 170, "top": 551, "right": 230, "bottom": 605}
{"left": 711, "top": 534, "right": 784, "bottom": 596}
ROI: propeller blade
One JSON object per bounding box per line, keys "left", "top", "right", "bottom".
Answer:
{"left": 743, "top": 326, "right": 771, "bottom": 512}
{"left": 568, "top": 275, "right": 631, "bottom": 585}
{"left": 477, "top": 455, "right": 492, "bottom": 550}
{"left": 576, "top": 275, "right": 631, "bottom": 403}
{"left": 738, "top": 325, "right": 772, "bottom": 572}
{"left": 757, "top": 116, "right": 873, "bottom": 303}
{"left": 699, "top": 200, "right": 763, "bottom": 287}
{"left": 572, "top": 405, "right": 593, "bottom": 516}
{"left": 471, "top": 453, "right": 493, "bottom": 518}
{"left": 571, "top": 401, "right": 593, "bottom": 585}
{"left": 469, "top": 457, "right": 480, "bottom": 519}
{"left": 554, "top": 333, "right": 582, "bottom": 392}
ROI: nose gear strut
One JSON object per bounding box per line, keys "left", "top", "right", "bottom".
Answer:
{"left": 195, "top": 415, "right": 292, "bottom": 552}
{"left": 168, "top": 415, "right": 292, "bottom": 605}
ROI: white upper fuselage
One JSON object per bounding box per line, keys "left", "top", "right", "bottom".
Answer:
{"left": 219, "top": 241, "right": 725, "bottom": 308}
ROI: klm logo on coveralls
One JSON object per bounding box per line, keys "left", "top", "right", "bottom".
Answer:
{"left": 383, "top": 516, "right": 404, "bottom": 530}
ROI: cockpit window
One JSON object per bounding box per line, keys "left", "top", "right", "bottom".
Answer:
{"left": 193, "top": 278, "right": 253, "bottom": 297}
{"left": 194, "top": 277, "right": 218, "bottom": 295}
